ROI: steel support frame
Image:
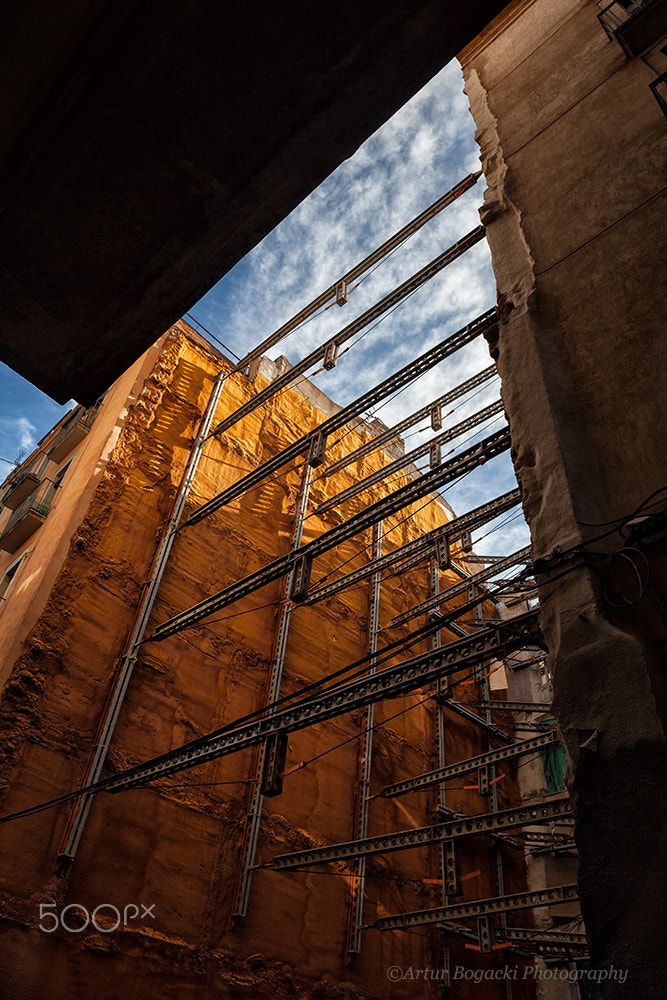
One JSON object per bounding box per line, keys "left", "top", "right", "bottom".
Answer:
{"left": 316, "top": 399, "right": 504, "bottom": 515}
{"left": 370, "top": 884, "right": 579, "bottom": 931}
{"left": 301, "top": 488, "right": 521, "bottom": 608}
{"left": 270, "top": 795, "right": 572, "bottom": 870}
{"left": 379, "top": 731, "right": 559, "bottom": 799}
{"left": 105, "top": 610, "right": 541, "bottom": 791}
{"left": 209, "top": 226, "right": 487, "bottom": 440}
{"left": 477, "top": 613, "right": 510, "bottom": 966}
{"left": 346, "top": 521, "right": 382, "bottom": 958}
{"left": 225, "top": 171, "right": 483, "bottom": 378}
{"left": 56, "top": 364, "right": 230, "bottom": 866}
{"left": 436, "top": 920, "right": 588, "bottom": 960}
{"left": 430, "top": 555, "right": 455, "bottom": 984}
{"left": 389, "top": 545, "right": 532, "bottom": 629}
{"left": 190, "top": 306, "right": 497, "bottom": 525}
{"left": 229, "top": 465, "right": 313, "bottom": 924}
{"left": 150, "top": 428, "right": 511, "bottom": 641}
{"left": 324, "top": 363, "right": 497, "bottom": 478}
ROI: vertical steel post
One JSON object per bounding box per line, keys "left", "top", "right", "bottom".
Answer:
{"left": 474, "top": 578, "right": 513, "bottom": 999}
{"left": 432, "top": 556, "right": 454, "bottom": 986}
{"left": 346, "top": 520, "right": 382, "bottom": 958}
{"left": 230, "top": 465, "right": 313, "bottom": 923}
{"left": 58, "top": 363, "right": 230, "bottom": 867}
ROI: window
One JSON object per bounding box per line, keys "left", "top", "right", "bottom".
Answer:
{"left": 0, "top": 554, "right": 26, "bottom": 603}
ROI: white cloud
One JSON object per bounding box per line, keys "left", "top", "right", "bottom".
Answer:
{"left": 190, "top": 59, "right": 529, "bottom": 558}
{"left": 0, "top": 415, "right": 36, "bottom": 463}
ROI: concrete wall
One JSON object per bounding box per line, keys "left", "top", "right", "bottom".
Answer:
{"left": 460, "top": 2, "right": 667, "bottom": 996}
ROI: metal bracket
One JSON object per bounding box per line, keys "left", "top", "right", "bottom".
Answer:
{"left": 323, "top": 341, "right": 340, "bottom": 370}
{"left": 334, "top": 281, "right": 349, "bottom": 307}
{"left": 308, "top": 431, "right": 327, "bottom": 468}
{"left": 260, "top": 731, "right": 289, "bottom": 797}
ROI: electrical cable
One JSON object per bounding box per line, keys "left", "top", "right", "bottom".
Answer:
{"left": 5, "top": 498, "right": 663, "bottom": 828}
{"left": 183, "top": 313, "right": 243, "bottom": 361}
{"left": 0, "top": 607, "right": 528, "bottom": 827}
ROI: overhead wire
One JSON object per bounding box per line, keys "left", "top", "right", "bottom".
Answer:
{"left": 9, "top": 426, "right": 658, "bottom": 831}
{"left": 183, "top": 313, "right": 243, "bottom": 361}
{"left": 0, "top": 598, "right": 534, "bottom": 827}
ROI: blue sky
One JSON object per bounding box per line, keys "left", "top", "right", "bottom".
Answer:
{"left": 0, "top": 59, "right": 528, "bottom": 557}
{"left": 0, "top": 375, "right": 73, "bottom": 477}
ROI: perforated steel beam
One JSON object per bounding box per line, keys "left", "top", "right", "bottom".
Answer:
{"left": 150, "top": 427, "right": 511, "bottom": 641}
{"left": 316, "top": 399, "right": 504, "bottom": 514}
{"left": 56, "top": 364, "right": 231, "bottom": 867}
{"left": 189, "top": 305, "right": 497, "bottom": 524}
{"left": 346, "top": 521, "right": 382, "bottom": 957}
{"left": 389, "top": 545, "right": 532, "bottom": 628}
{"left": 208, "top": 226, "right": 486, "bottom": 440}
{"left": 227, "top": 171, "right": 483, "bottom": 375}
{"left": 471, "top": 701, "right": 553, "bottom": 714}
{"left": 301, "top": 487, "right": 521, "bottom": 607}
{"left": 106, "top": 610, "right": 539, "bottom": 792}
{"left": 378, "top": 732, "right": 558, "bottom": 799}
{"left": 270, "top": 795, "right": 571, "bottom": 869}
{"left": 229, "top": 465, "right": 313, "bottom": 923}
{"left": 324, "top": 364, "right": 497, "bottom": 478}
{"left": 439, "top": 921, "right": 588, "bottom": 959}
{"left": 369, "top": 884, "right": 579, "bottom": 931}
{"left": 436, "top": 698, "right": 516, "bottom": 744}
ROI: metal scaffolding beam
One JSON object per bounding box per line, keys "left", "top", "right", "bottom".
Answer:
{"left": 270, "top": 795, "right": 571, "bottom": 870}
{"left": 369, "top": 884, "right": 579, "bottom": 931}
{"left": 437, "top": 921, "right": 588, "bottom": 959}
{"left": 378, "top": 731, "right": 558, "bottom": 799}
{"left": 470, "top": 701, "right": 553, "bottom": 714}
{"left": 389, "top": 545, "right": 532, "bottom": 629}
{"left": 346, "top": 521, "right": 382, "bottom": 958}
{"left": 189, "top": 306, "right": 497, "bottom": 525}
{"left": 436, "top": 698, "right": 518, "bottom": 744}
{"left": 209, "top": 226, "right": 487, "bottom": 440}
{"left": 149, "top": 428, "right": 511, "bottom": 641}
{"left": 56, "top": 364, "right": 231, "bottom": 867}
{"left": 462, "top": 553, "right": 532, "bottom": 566}
{"left": 324, "top": 364, "right": 497, "bottom": 478}
{"left": 227, "top": 171, "right": 483, "bottom": 375}
{"left": 435, "top": 803, "right": 523, "bottom": 851}
{"left": 229, "top": 465, "right": 313, "bottom": 924}
{"left": 105, "top": 610, "right": 540, "bottom": 792}
{"left": 315, "top": 399, "right": 504, "bottom": 514}
{"left": 301, "top": 488, "right": 521, "bottom": 607}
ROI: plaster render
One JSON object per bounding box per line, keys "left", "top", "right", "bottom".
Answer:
{"left": 460, "top": 1, "right": 667, "bottom": 996}
{"left": 0, "top": 328, "right": 538, "bottom": 998}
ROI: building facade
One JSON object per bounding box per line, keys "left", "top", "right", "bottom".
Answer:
{"left": 0, "top": 323, "right": 573, "bottom": 999}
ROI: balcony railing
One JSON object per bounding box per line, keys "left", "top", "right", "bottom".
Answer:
{"left": 0, "top": 467, "right": 41, "bottom": 511}
{"left": 47, "top": 402, "right": 101, "bottom": 465}
{"left": 598, "top": 0, "right": 667, "bottom": 56}
{"left": 650, "top": 70, "right": 667, "bottom": 115}
{"left": 0, "top": 479, "right": 59, "bottom": 554}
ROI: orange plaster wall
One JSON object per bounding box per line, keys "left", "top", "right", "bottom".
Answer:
{"left": 0, "top": 328, "right": 535, "bottom": 1000}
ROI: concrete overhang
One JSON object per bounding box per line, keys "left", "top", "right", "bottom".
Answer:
{"left": 0, "top": 0, "right": 507, "bottom": 404}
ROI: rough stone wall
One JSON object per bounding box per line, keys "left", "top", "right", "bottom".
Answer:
{"left": 0, "top": 328, "right": 538, "bottom": 999}
{"left": 460, "top": 1, "right": 667, "bottom": 996}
